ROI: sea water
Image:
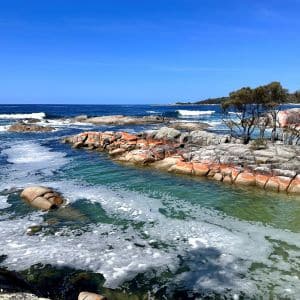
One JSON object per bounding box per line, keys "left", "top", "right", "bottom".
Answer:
{"left": 0, "top": 104, "right": 300, "bottom": 299}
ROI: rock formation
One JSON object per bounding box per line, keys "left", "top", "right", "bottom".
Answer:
{"left": 72, "top": 114, "right": 168, "bottom": 125}
{"left": 21, "top": 186, "right": 64, "bottom": 210}
{"left": 8, "top": 122, "right": 54, "bottom": 133}
{"left": 63, "top": 128, "right": 300, "bottom": 195}
{"left": 278, "top": 108, "right": 300, "bottom": 128}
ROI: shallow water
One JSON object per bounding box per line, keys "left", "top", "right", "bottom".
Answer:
{"left": 0, "top": 104, "right": 300, "bottom": 299}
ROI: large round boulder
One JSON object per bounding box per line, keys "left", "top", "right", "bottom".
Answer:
{"left": 21, "top": 186, "right": 64, "bottom": 210}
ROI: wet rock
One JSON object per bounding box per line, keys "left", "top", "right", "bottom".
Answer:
{"left": 169, "top": 161, "right": 193, "bottom": 175}
{"left": 21, "top": 186, "right": 64, "bottom": 210}
{"left": 255, "top": 174, "right": 269, "bottom": 188}
{"left": 74, "top": 115, "right": 88, "bottom": 122}
{"left": 213, "top": 173, "right": 223, "bottom": 181}
{"left": 26, "top": 225, "right": 43, "bottom": 236}
{"left": 152, "top": 157, "right": 179, "bottom": 170}
{"left": 192, "top": 162, "right": 210, "bottom": 176}
{"left": 288, "top": 175, "right": 300, "bottom": 194}
{"left": 235, "top": 172, "right": 256, "bottom": 186}
{"left": 78, "top": 291, "right": 107, "bottom": 300}
{"left": 8, "top": 122, "right": 54, "bottom": 133}
{"left": 223, "top": 175, "right": 232, "bottom": 184}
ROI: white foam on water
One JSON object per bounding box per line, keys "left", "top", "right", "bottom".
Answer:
{"left": 177, "top": 110, "right": 215, "bottom": 116}
{"left": 1, "top": 178, "right": 300, "bottom": 297}
{"left": 206, "top": 120, "right": 223, "bottom": 127}
{"left": 0, "top": 141, "right": 69, "bottom": 190}
{"left": 37, "top": 119, "right": 93, "bottom": 127}
{"left": 0, "top": 112, "right": 46, "bottom": 120}
{"left": 0, "top": 213, "right": 174, "bottom": 289}
{"left": 0, "top": 195, "right": 11, "bottom": 209}
{"left": 228, "top": 111, "right": 242, "bottom": 116}
{"left": 146, "top": 110, "right": 160, "bottom": 114}
{"left": 0, "top": 139, "right": 300, "bottom": 297}
{"left": 0, "top": 125, "right": 9, "bottom": 132}
{"left": 2, "top": 142, "right": 67, "bottom": 166}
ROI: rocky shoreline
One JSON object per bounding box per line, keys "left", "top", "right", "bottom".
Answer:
{"left": 64, "top": 127, "right": 300, "bottom": 195}
{"left": 71, "top": 114, "right": 168, "bottom": 125}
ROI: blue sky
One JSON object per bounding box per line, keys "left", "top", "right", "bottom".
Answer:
{"left": 0, "top": 0, "right": 299, "bottom": 104}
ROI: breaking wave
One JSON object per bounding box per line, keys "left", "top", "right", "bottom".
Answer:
{"left": 177, "top": 110, "right": 215, "bottom": 116}
{"left": 0, "top": 112, "right": 46, "bottom": 120}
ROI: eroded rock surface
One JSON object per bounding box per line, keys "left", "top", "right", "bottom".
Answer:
{"left": 278, "top": 108, "right": 300, "bottom": 127}
{"left": 64, "top": 129, "right": 300, "bottom": 195}
{"left": 8, "top": 122, "right": 54, "bottom": 133}
{"left": 72, "top": 114, "right": 168, "bottom": 125}
{"left": 21, "top": 186, "right": 64, "bottom": 210}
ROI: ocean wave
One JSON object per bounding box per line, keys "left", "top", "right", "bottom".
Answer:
{"left": 177, "top": 109, "right": 215, "bottom": 116}
{"left": 0, "top": 125, "right": 9, "bottom": 132}
{"left": 0, "top": 112, "right": 46, "bottom": 120}
{"left": 146, "top": 110, "right": 160, "bottom": 114}
{"left": 228, "top": 112, "right": 242, "bottom": 116}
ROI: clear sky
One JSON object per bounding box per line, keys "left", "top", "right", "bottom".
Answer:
{"left": 0, "top": 0, "right": 299, "bottom": 104}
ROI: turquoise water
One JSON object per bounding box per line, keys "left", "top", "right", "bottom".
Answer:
{"left": 0, "top": 105, "right": 300, "bottom": 299}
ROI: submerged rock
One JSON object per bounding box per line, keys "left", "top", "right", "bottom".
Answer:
{"left": 21, "top": 186, "right": 64, "bottom": 210}
{"left": 8, "top": 122, "right": 54, "bottom": 133}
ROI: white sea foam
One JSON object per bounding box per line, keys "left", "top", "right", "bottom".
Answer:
{"left": 0, "top": 112, "right": 46, "bottom": 120}
{"left": 146, "top": 110, "right": 160, "bottom": 114}
{"left": 1, "top": 139, "right": 300, "bottom": 296}
{"left": 0, "top": 125, "right": 9, "bottom": 132}
{"left": 0, "top": 141, "right": 69, "bottom": 189}
{"left": 228, "top": 111, "right": 242, "bottom": 116}
{"left": 177, "top": 110, "right": 215, "bottom": 116}
{"left": 1, "top": 178, "right": 300, "bottom": 297}
{"left": 0, "top": 195, "right": 11, "bottom": 209}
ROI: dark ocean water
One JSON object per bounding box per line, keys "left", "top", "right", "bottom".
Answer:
{"left": 0, "top": 104, "right": 300, "bottom": 299}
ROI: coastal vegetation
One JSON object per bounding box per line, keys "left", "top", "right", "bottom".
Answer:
{"left": 176, "top": 82, "right": 300, "bottom": 105}
{"left": 178, "top": 82, "right": 299, "bottom": 145}
{"left": 222, "top": 82, "right": 289, "bottom": 144}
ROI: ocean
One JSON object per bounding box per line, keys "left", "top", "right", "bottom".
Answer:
{"left": 1, "top": 104, "right": 300, "bottom": 299}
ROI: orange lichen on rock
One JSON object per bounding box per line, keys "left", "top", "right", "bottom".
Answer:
{"left": 255, "top": 174, "right": 270, "bottom": 189}
{"left": 235, "top": 172, "right": 256, "bottom": 186}
{"left": 288, "top": 175, "right": 300, "bottom": 194}
{"left": 169, "top": 161, "right": 193, "bottom": 175}
{"left": 192, "top": 162, "right": 210, "bottom": 176}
